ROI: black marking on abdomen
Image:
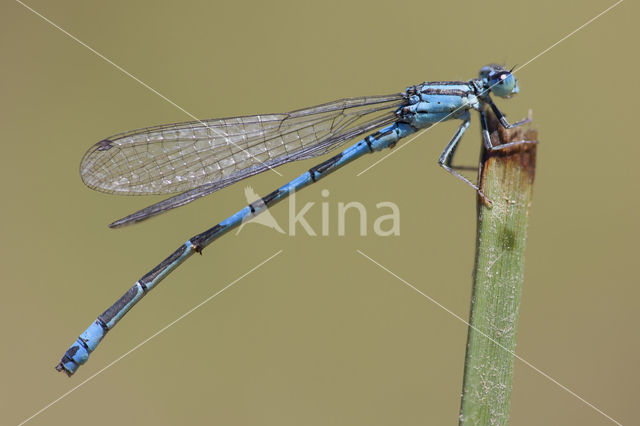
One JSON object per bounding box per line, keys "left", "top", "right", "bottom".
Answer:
{"left": 364, "top": 136, "right": 374, "bottom": 152}
{"left": 309, "top": 152, "right": 343, "bottom": 181}
{"left": 96, "top": 318, "right": 109, "bottom": 333}
{"left": 261, "top": 189, "right": 282, "bottom": 207}
{"left": 65, "top": 345, "right": 81, "bottom": 357}
{"left": 190, "top": 224, "right": 227, "bottom": 250}
{"left": 139, "top": 244, "right": 190, "bottom": 286}
{"left": 99, "top": 285, "right": 143, "bottom": 324}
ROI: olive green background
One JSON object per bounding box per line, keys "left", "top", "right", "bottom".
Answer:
{"left": 2, "top": 1, "right": 637, "bottom": 425}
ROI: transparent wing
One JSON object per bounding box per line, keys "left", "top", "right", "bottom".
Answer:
{"left": 81, "top": 94, "right": 404, "bottom": 195}
{"left": 81, "top": 93, "right": 406, "bottom": 227}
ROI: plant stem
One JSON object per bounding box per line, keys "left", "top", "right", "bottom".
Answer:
{"left": 459, "top": 109, "right": 538, "bottom": 425}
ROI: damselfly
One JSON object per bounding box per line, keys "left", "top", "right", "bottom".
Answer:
{"left": 57, "top": 64, "right": 532, "bottom": 376}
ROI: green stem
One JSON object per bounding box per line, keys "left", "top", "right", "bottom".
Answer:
{"left": 459, "top": 109, "right": 538, "bottom": 425}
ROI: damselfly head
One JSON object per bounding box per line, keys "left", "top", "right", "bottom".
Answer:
{"left": 479, "top": 64, "right": 519, "bottom": 98}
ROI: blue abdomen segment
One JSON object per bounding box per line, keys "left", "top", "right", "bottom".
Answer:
{"left": 56, "top": 321, "right": 107, "bottom": 375}
{"left": 56, "top": 242, "right": 196, "bottom": 375}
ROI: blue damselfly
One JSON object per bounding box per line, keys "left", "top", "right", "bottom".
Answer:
{"left": 57, "top": 64, "right": 532, "bottom": 376}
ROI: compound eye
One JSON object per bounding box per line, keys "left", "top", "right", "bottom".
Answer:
{"left": 490, "top": 72, "right": 517, "bottom": 97}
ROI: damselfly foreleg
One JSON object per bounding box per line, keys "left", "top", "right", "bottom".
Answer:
{"left": 486, "top": 96, "right": 531, "bottom": 129}
{"left": 480, "top": 108, "right": 538, "bottom": 152}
